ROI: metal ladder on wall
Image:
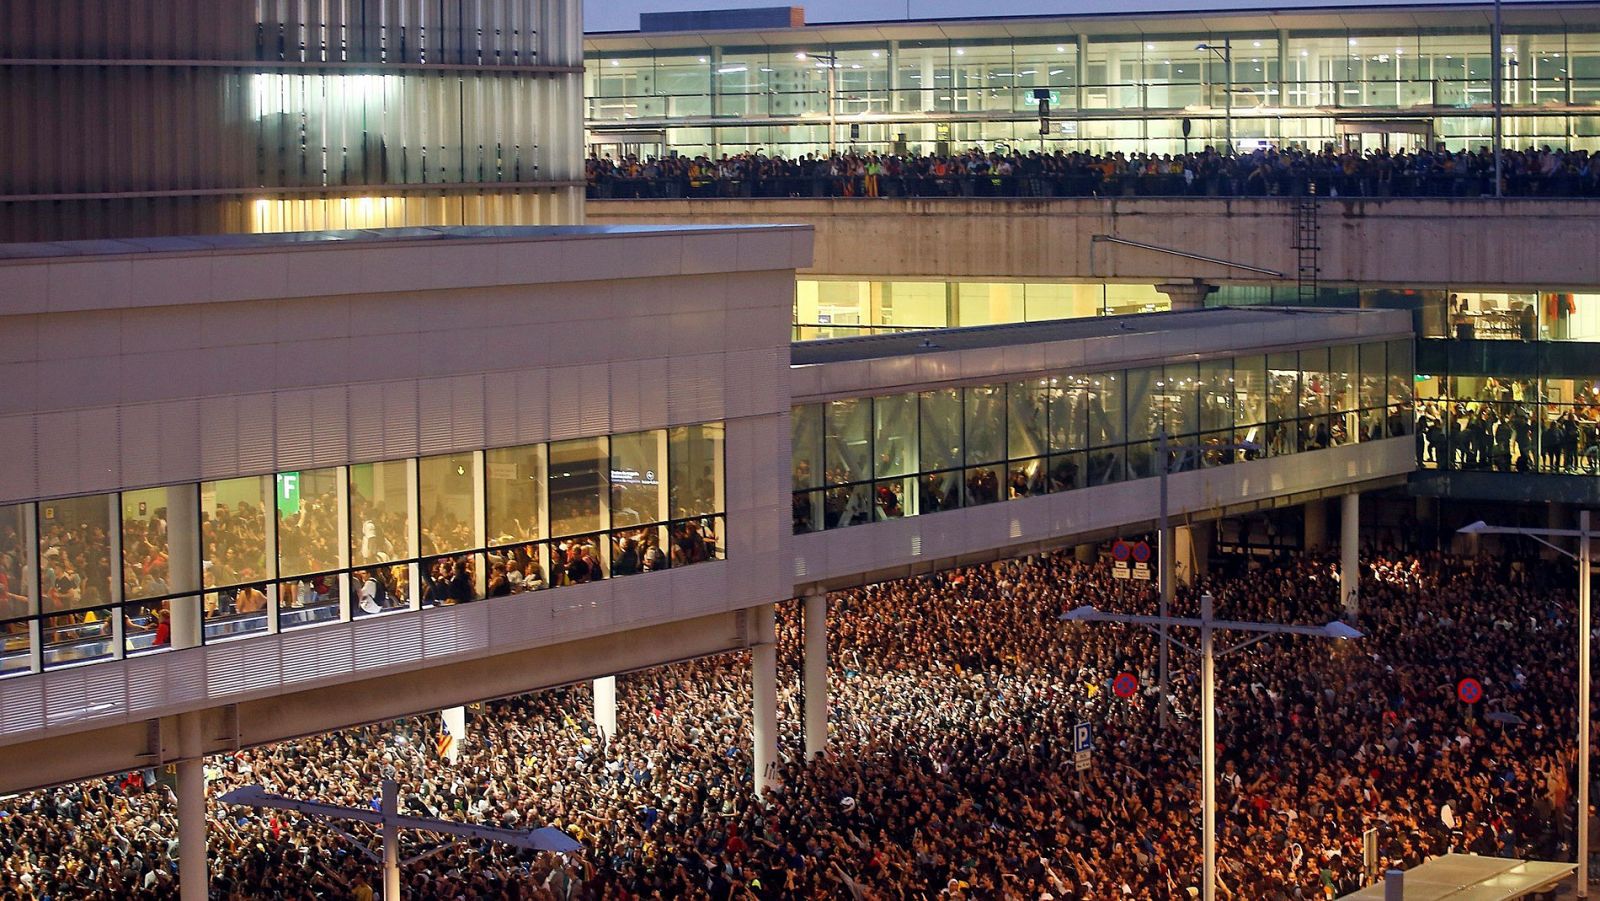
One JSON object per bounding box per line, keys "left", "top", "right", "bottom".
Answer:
{"left": 1292, "top": 185, "right": 1321, "bottom": 304}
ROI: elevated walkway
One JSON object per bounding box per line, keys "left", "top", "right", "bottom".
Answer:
{"left": 1337, "top": 854, "right": 1575, "bottom": 900}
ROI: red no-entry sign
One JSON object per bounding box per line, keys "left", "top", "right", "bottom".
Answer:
{"left": 1111, "top": 540, "right": 1132, "bottom": 562}
{"left": 1113, "top": 672, "right": 1139, "bottom": 698}
{"left": 1456, "top": 678, "right": 1483, "bottom": 704}
{"left": 1131, "top": 541, "right": 1152, "bottom": 564}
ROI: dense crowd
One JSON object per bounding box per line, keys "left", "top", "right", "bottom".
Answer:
{"left": 588, "top": 144, "right": 1600, "bottom": 199}
{"left": 1, "top": 541, "right": 1595, "bottom": 899}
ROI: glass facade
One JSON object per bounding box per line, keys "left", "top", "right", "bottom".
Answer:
{"left": 1416, "top": 373, "right": 1600, "bottom": 474}
{"left": 0, "top": 424, "right": 726, "bottom": 676}
{"left": 794, "top": 278, "right": 1169, "bottom": 339}
{"left": 792, "top": 342, "right": 1411, "bottom": 533}
{"left": 586, "top": 15, "right": 1600, "bottom": 157}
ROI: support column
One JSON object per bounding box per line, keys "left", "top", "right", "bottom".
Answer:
{"left": 1074, "top": 542, "right": 1097, "bottom": 563}
{"left": 167, "top": 484, "right": 202, "bottom": 650}
{"left": 592, "top": 676, "right": 617, "bottom": 745}
{"left": 751, "top": 604, "right": 779, "bottom": 797}
{"left": 803, "top": 591, "right": 828, "bottom": 760}
{"left": 1175, "top": 523, "right": 1212, "bottom": 586}
{"left": 1304, "top": 498, "right": 1329, "bottom": 551}
{"left": 176, "top": 713, "right": 208, "bottom": 901}
{"left": 1155, "top": 279, "right": 1217, "bottom": 311}
{"left": 381, "top": 779, "right": 400, "bottom": 901}
{"left": 1341, "top": 492, "right": 1360, "bottom": 618}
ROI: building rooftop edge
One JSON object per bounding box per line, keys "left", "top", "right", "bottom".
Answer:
{"left": 0, "top": 223, "right": 811, "bottom": 264}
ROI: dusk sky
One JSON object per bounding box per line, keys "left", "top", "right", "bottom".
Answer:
{"left": 583, "top": 0, "right": 1532, "bottom": 33}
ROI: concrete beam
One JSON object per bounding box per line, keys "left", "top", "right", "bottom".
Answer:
{"left": 589, "top": 198, "right": 1600, "bottom": 289}
{"left": 0, "top": 611, "right": 749, "bottom": 795}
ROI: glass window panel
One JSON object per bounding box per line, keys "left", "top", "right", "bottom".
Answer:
{"left": 486, "top": 445, "right": 545, "bottom": 546}
{"left": 276, "top": 468, "right": 342, "bottom": 578}
{"left": 873, "top": 394, "right": 920, "bottom": 479}
{"left": 964, "top": 385, "right": 1006, "bottom": 465}
{"left": 824, "top": 399, "right": 873, "bottom": 485}
{"left": 1233, "top": 355, "right": 1267, "bottom": 427}
{"left": 37, "top": 494, "right": 115, "bottom": 614}
{"left": 823, "top": 483, "right": 875, "bottom": 529}
{"left": 669, "top": 515, "right": 724, "bottom": 566}
{"left": 873, "top": 478, "right": 918, "bottom": 520}
{"left": 277, "top": 573, "right": 342, "bottom": 630}
{"left": 1299, "top": 347, "right": 1331, "bottom": 417}
{"left": 1329, "top": 345, "right": 1358, "bottom": 413}
{"left": 920, "top": 388, "right": 964, "bottom": 471}
{"left": 1008, "top": 380, "right": 1049, "bottom": 461}
{"left": 1088, "top": 372, "right": 1125, "bottom": 448}
{"left": 123, "top": 597, "right": 171, "bottom": 656}
{"left": 792, "top": 404, "right": 824, "bottom": 490}
{"left": 1387, "top": 339, "right": 1415, "bottom": 408}
{"left": 121, "top": 488, "right": 178, "bottom": 602}
{"left": 1008, "top": 457, "right": 1047, "bottom": 499}
{"left": 669, "top": 423, "right": 725, "bottom": 519}
{"left": 353, "top": 563, "right": 411, "bottom": 615}
{"left": 549, "top": 438, "right": 608, "bottom": 538}
{"left": 421, "top": 553, "right": 485, "bottom": 604}
{"left": 42, "top": 609, "right": 115, "bottom": 668}
{"left": 2, "top": 620, "right": 31, "bottom": 674}
{"left": 350, "top": 461, "right": 415, "bottom": 566}
{"left": 199, "top": 478, "right": 272, "bottom": 591}
{"left": 1049, "top": 375, "right": 1088, "bottom": 453}
{"left": 1198, "top": 359, "right": 1234, "bottom": 434}
{"left": 203, "top": 581, "right": 271, "bottom": 642}
{"left": 1087, "top": 446, "right": 1126, "bottom": 486}
{"left": 1126, "top": 366, "right": 1162, "bottom": 443}
{"left": 1164, "top": 362, "right": 1200, "bottom": 439}
{"left": 793, "top": 490, "right": 825, "bottom": 535}
{"left": 1048, "top": 453, "right": 1086, "bottom": 492}
{"left": 1359, "top": 343, "right": 1387, "bottom": 411}
{"left": 964, "top": 465, "right": 1002, "bottom": 507}
{"left": 917, "top": 470, "right": 963, "bottom": 514}
{"left": 0, "top": 503, "right": 31, "bottom": 622}
{"left": 551, "top": 535, "right": 606, "bottom": 585}
{"left": 418, "top": 453, "right": 480, "bottom": 556}
{"left": 611, "top": 431, "right": 667, "bottom": 528}
{"left": 612, "top": 525, "right": 664, "bottom": 576}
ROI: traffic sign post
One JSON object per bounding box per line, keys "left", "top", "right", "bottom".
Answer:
{"left": 1111, "top": 540, "right": 1132, "bottom": 580}
{"left": 1113, "top": 672, "right": 1139, "bottom": 699}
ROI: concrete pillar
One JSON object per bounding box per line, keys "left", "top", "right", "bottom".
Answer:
{"left": 1304, "top": 498, "right": 1329, "bottom": 551}
{"left": 1341, "top": 493, "right": 1360, "bottom": 618}
{"left": 1075, "top": 542, "right": 1097, "bottom": 563}
{"left": 176, "top": 713, "right": 208, "bottom": 901}
{"left": 592, "top": 676, "right": 617, "bottom": 745}
{"left": 1545, "top": 503, "right": 1571, "bottom": 561}
{"left": 751, "top": 604, "right": 779, "bottom": 797}
{"left": 1155, "top": 279, "right": 1218, "bottom": 311}
{"left": 803, "top": 591, "right": 828, "bottom": 760}
{"left": 167, "top": 484, "right": 203, "bottom": 650}
{"left": 1174, "top": 523, "right": 1212, "bottom": 586}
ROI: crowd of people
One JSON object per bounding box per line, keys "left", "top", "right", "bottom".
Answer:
{"left": 588, "top": 144, "right": 1600, "bottom": 200}
{"left": 0, "top": 538, "right": 1595, "bottom": 899}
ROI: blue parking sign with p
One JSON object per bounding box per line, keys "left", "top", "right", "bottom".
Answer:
{"left": 1074, "top": 722, "right": 1092, "bottom": 753}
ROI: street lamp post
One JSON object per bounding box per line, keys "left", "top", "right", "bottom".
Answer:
{"left": 1063, "top": 596, "right": 1361, "bottom": 901}
{"left": 1155, "top": 430, "right": 1260, "bottom": 727}
{"left": 1458, "top": 512, "right": 1592, "bottom": 896}
{"left": 1196, "top": 40, "right": 1234, "bottom": 155}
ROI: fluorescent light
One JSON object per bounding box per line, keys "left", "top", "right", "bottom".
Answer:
{"left": 716, "top": 65, "right": 747, "bottom": 74}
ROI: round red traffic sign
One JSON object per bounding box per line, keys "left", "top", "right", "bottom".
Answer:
{"left": 1111, "top": 541, "right": 1132, "bottom": 562}
{"left": 1456, "top": 678, "right": 1483, "bottom": 705}
{"left": 1131, "top": 541, "right": 1152, "bottom": 563}
{"left": 1113, "top": 672, "right": 1139, "bottom": 698}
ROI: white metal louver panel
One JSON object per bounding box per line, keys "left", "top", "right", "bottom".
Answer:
{"left": 160, "top": 647, "right": 212, "bottom": 707}
{"left": 545, "top": 365, "right": 581, "bottom": 440}
{"left": 278, "top": 629, "right": 333, "bottom": 686}
{"left": 352, "top": 613, "right": 423, "bottom": 671}
{"left": 0, "top": 414, "right": 38, "bottom": 503}
{"left": 605, "top": 360, "right": 641, "bottom": 433}
{"left": 482, "top": 370, "right": 522, "bottom": 448}
{"left": 0, "top": 676, "right": 47, "bottom": 735}
{"left": 416, "top": 378, "right": 456, "bottom": 456}
{"left": 421, "top": 603, "right": 490, "bottom": 659}
{"left": 310, "top": 386, "right": 350, "bottom": 466}
{"left": 449, "top": 375, "right": 486, "bottom": 449}
{"left": 235, "top": 393, "right": 278, "bottom": 475}
{"left": 273, "top": 390, "right": 315, "bottom": 472}
{"left": 116, "top": 401, "right": 165, "bottom": 491}
{"left": 124, "top": 652, "right": 178, "bottom": 715}
{"left": 514, "top": 368, "right": 548, "bottom": 446}
{"left": 485, "top": 595, "right": 551, "bottom": 650}
{"left": 33, "top": 410, "right": 84, "bottom": 499}
{"left": 203, "top": 637, "right": 283, "bottom": 699}
{"left": 347, "top": 383, "right": 388, "bottom": 462}
{"left": 382, "top": 380, "right": 420, "bottom": 460}
{"left": 304, "top": 629, "right": 357, "bottom": 680}
{"left": 157, "top": 399, "right": 202, "bottom": 489}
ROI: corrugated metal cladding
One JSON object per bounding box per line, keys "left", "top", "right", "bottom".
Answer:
{"left": 0, "top": 0, "right": 586, "bottom": 241}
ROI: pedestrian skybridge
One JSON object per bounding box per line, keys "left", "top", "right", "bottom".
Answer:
{"left": 789, "top": 307, "right": 1417, "bottom": 590}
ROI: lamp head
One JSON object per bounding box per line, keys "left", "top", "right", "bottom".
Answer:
{"left": 1195, "top": 43, "right": 1210, "bottom": 51}
{"left": 1457, "top": 520, "right": 1490, "bottom": 535}
{"left": 1320, "top": 621, "right": 1363, "bottom": 640}
{"left": 1058, "top": 605, "right": 1101, "bottom": 623}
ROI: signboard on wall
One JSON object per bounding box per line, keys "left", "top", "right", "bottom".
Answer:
{"left": 276, "top": 472, "right": 301, "bottom": 516}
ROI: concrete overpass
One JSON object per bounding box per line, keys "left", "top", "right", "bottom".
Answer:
{"left": 589, "top": 198, "right": 1600, "bottom": 289}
